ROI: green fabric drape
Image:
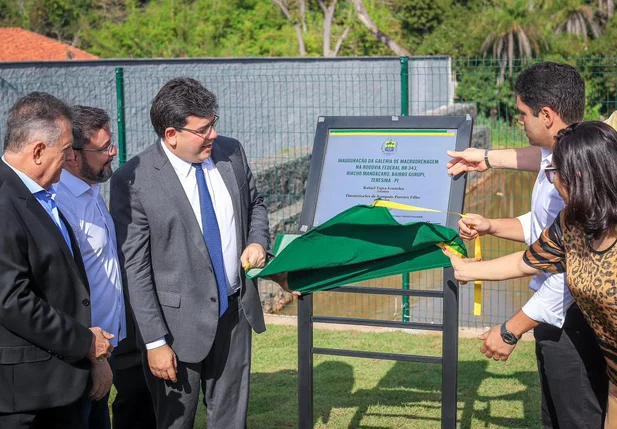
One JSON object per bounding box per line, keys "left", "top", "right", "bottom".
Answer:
{"left": 246, "top": 204, "right": 466, "bottom": 294}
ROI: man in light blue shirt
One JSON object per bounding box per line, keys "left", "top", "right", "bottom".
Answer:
{"left": 55, "top": 106, "right": 129, "bottom": 429}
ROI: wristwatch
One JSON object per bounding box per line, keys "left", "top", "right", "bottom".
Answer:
{"left": 500, "top": 322, "right": 519, "bottom": 345}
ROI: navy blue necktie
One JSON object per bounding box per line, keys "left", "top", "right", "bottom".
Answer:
{"left": 193, "top": 162, "right": 228, "bottom": 317}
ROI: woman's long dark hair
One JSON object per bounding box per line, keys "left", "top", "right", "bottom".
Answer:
{"left": 553, "top": 121, "right": 617, "bottom": 239}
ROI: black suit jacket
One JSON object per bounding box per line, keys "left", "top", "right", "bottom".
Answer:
{"left": 0, "top": 161, "right": 93, "bottom": 413}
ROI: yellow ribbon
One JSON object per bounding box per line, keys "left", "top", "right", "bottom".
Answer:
{"left": 371, "top": 199, "right": 483, "bottom": 316}
{"left": 473, "top": 238, "right": 482, "bottom": 316}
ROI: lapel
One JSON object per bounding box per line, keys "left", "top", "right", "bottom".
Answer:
{"left": 152, "top": 142, "right": 211, "bottom": 263}
{"left": 0, "top": 162, "right": 89, "bottom": 289}
{"left": 212, "top": 143, "right": 243, "bottom": 254}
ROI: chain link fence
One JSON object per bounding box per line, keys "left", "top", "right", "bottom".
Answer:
{"left": 1, "top": 56, "right": 614, "bottom": 328}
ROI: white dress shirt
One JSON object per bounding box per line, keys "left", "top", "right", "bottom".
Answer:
{"left": 147, "top": 141, "right": 239, "bottom": 350}
{"left": 1, "top": 157, "right": 73, "bottom": 254}
{"left": 516, "top": 147, "right": 572, "bottom": 328}
{"left": 54, "top": 170, "right": 126, "bottom": 347}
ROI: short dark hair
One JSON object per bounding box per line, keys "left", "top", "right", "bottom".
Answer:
{"left": 553, "top": 121, "right": 617, "bottom": 239}
{"left": 515, "top": 62, "right": 585, "bottom": 125}
{"left": 150, "top": 77, "right": 218, "bottom": 138}
{"left": 3, "top": 92, "right": 72, "bottom": 152}
{"left": 71, "top": 105, "right": 111, "bottom": 150}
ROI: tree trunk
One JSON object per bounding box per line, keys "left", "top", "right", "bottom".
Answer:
{"left": 319, "top": 0, "right": 337, "bottom": 57}
{"left": 333, "top": 26, "right": 350, "bottom": 56}
{"left": 272, "top": 0, "right": 307, "bottom": 56}
{"left": 349, "top": 0, "right": 412, "bottom": 57}
{"left": 294, "top": 24, "right": 307, "bottom": 56}
{"left": 300, "top": 0, "right": 307, "bottom": 31}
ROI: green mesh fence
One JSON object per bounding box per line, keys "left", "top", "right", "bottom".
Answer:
{"left": 1, "top": 57, "right": 614, "bottom": 329}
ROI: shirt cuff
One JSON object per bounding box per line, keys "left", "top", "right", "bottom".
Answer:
{"left": 516, "top": 211, "right": 532, "bottom": 246}
{"left": 522, "top": 291, "right": 572, "bottom": 328}
{"left": 145, "top": 337, "right": 167, "bottom": 350}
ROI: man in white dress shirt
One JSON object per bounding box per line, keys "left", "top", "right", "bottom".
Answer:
{"left": 447, "top": 63, "right": 608, "bottom": 428}
{"left": 110, "top": 78, "right": 272, "bottom": 428}
{"left": 55, "top": 106, "right": 126, "bottom": 429}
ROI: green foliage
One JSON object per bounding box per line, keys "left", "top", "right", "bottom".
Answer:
{"left": 390, "top": 0, "right": 446, "bottom": 48}
{"left": 337, "top": 0, "right": 405, "bottom": 56}
{"left": 85, "top": 0, "right": 309, "bottom": 57}
{"left": 1, "top": 0, "right": 95, "bottom": 42}
{"left": 454, "top": 59, "right": 519, "bottom": 121}
{"left": 415, "top": 1, "right": 486, "bottom": 56}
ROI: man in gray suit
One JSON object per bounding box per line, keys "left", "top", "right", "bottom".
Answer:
{"left": 110, "top": 77, "right": 270, "bottom": 429}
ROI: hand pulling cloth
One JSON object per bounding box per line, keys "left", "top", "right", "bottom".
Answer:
{"left": 246, "top": 201, "right": 468, "bottom": 295}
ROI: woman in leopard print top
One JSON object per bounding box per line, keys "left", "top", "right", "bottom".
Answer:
{"left": 444, "top": 121, "right": 617, "bottom": 427}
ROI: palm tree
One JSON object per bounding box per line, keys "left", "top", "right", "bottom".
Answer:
{"left": 479, "top": 0, "right": 547, "bottom": 84}
{"left": 554, "top": 0, "right": 603, "bottom": 40}
{"left": 598, "top": 0, "right": 615, "bottom": 20}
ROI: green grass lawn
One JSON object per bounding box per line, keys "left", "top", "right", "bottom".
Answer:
{"left": 112, "top": 325, "right": 542, "bottom": 428}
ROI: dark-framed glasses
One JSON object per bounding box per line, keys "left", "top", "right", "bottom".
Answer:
{"left": 72, "top": 142, "right": 116, "bottom": 155}
{"left": 545, "top": 165, "right": 558, "bottom": 184}
{"left": 177, "top": 115, "right": 219, "bottom": 138}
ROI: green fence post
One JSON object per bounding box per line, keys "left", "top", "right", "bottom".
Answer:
{"left": 115, "top": 67, "right": 127, "bottom": 166}
{"left": 400, "top": 57, "right": 409, "bottom": 116}
{"left": 400, "top": 57, "right": 410, "bottom": 323}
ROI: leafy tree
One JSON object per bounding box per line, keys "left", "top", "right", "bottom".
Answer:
{"left": 416, "top": 1, "right": 485, "bottom": 57}
{"left": 1, "top": 0, "right": 94, "bottom": 43}
{"left": 553, "top": 0, "right": 602, "bottom": 40}
{"left": 272, "top": 0, "right": 307, "bottom": 56}
{"left": 86, "top": 0, "right": 309, "bottom": 57}
{"left": 391, "top": 0, "right": 446, "bottom": 48}
{"left": 598, "top": 0, "right": 615, "bottom": 19}
{"left": 349, "top": 0, "right": 411, "bottom": 56}
{"left": 478, "top": 0, "right": 547, "bottom": 83}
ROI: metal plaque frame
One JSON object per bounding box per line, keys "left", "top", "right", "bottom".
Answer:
{"left": 297, "top": 115, "right": 473, "bottom": 429}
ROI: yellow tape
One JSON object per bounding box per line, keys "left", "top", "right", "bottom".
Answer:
{"left": 474, "top": 237, "right": 482, "bottom": 316}
{"left": 436, "top": 241, "right": 466, "bottom": 258}
{"left": 372, "top": 199, "right": 469, "bottom": 218}
{"left": 372, "top": 199, "right": 483, "bottom": 316}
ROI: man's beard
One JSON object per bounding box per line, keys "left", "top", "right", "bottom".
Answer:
{"left": 81, "top": 161, "right": 113, "bottom": 183}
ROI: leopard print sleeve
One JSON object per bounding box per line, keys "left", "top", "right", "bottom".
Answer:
{"left": 522, "top": 211, "right": 566, "bottom": 274}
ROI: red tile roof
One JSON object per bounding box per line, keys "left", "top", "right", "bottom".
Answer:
{"left": 0, "top": 27, "right": 99, "bottom": 62}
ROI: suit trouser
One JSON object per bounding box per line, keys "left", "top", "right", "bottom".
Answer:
{"left": 0, "top": 395, "right": 89, "bottom": 429}
{"left": 143, "top": 293, "right": 252, "bottom": 429}
{"left": 535, "top": 305, "right": 608, "bottom": 429}
{"left": 112, "top": 363, "right": 156, "bottom": 429}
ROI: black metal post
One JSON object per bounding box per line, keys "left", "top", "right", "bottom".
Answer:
{"left": 298, "top": 294, "right": 314, "bottom": 429}
{"left": 441, "top": 269, "right": 459, "bottom": 429}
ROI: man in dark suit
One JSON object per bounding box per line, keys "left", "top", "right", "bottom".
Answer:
{"left": 111, "top": 78, "right": 271, "bottom": 428}
{"left": 0, "top": 92, "right": 114, "bottom": 428}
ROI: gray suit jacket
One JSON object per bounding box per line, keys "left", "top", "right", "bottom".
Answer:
{"left": 110, "top": 137, "right": 269, "bottom": 363}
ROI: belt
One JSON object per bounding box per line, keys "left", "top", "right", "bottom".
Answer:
{"left": 228, "top": 290, "right": 240, "bottom": 301}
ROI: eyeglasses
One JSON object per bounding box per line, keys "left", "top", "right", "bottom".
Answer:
{"left": 177, "top": 115, "right": 219, "bottom": 138}
{"left": 72, "top": 142, "right": 116, "bottom": 155}
{"left": 545, "top": 166, "right": 559, "bottom": 183}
